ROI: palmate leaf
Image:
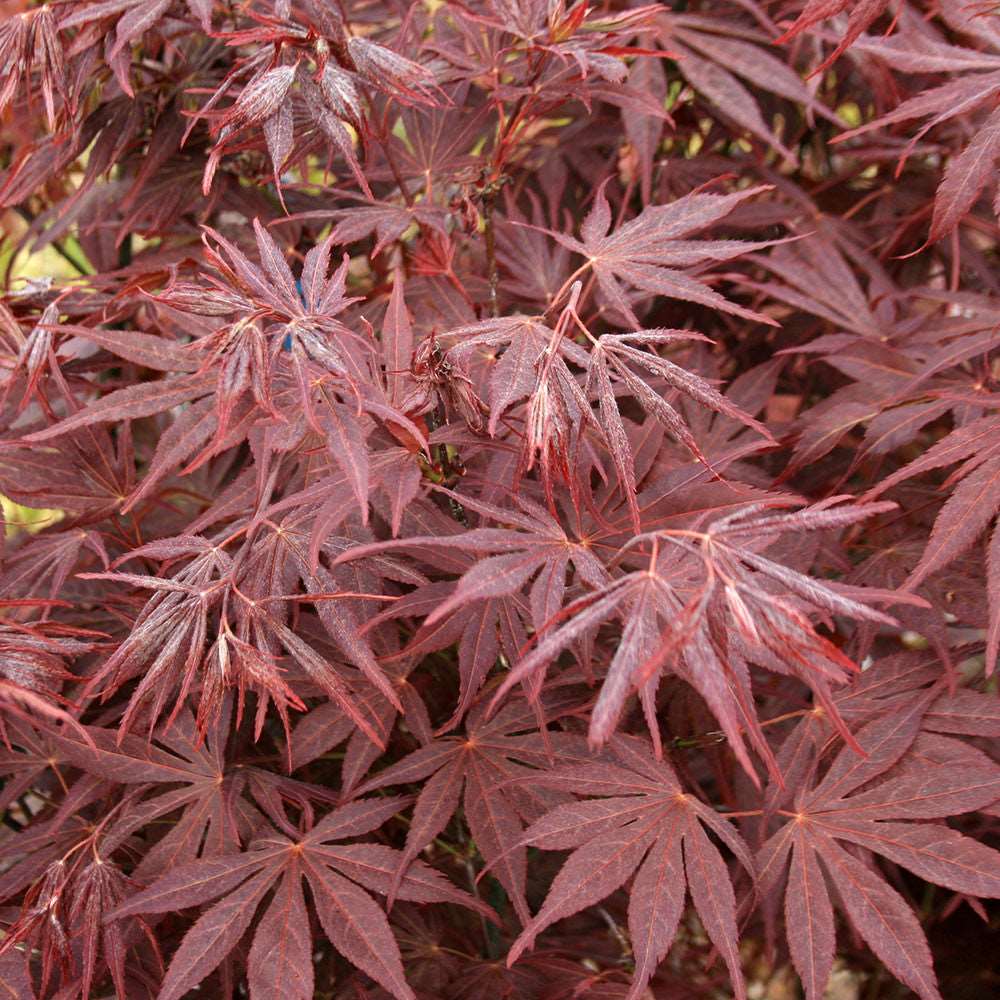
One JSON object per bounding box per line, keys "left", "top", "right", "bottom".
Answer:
{"left": 328, "top": 495, "right": 533, "bottom": 729}
{"left": 536, "top": 182, "right": 780, "bottom": 326}
{"left": 336, "top": 487, "right": 609, "bottom": 637}
{"left": 23, "top": 373, "right": 216, "bottom": 443}
{"left": 107, "top": 796, "right": 494, "bottom": 1000}
{"left": 487, "top": 499, "right": 907, "bottom": 778}
{"left": 45, "top": 705, "right": 338, "bottom": 878}
{"left": 586, "top": 329, "right": 775, "bottom": 529}
{"left": 504, "top": 734, "right": 754, "bottom": 1000}
{"left": 77, "top": 531, "right": 387, "bottom": 746}
{"left": 0, "top": 614, "right": 97, "bottom": 746}
{"left": 759, "top": 697, "right": 1000, "bottom": 1000}
{"left": 444, "top": 314, "right": 591, "bottom": 439}
{"left": 357, "top": 576, "right": 526, "bottom": 735}
{"left": 353, "top": 691, "right": 593, "bottom": 923}
{"left": 191, "top": 13, "right": 438, "bottom": 196}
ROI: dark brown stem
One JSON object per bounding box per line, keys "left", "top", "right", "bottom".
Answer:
{"left": 483, "top": 190, "right": 499, "bottom": 318}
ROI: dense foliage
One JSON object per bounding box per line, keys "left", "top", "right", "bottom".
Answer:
{"left": 1, "top": 1, "right": 999, "bottom": 997}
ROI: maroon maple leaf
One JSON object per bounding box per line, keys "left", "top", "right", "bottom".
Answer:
{"left": 504, "top": 733, "right": 755, "bottom": 1000}
{"left": 759, "top": 697, "right": 1000, "bottom": 1000}
{"left": 352, "top": 691, "right": 594, "bottom": 924}
{"left": 535, "top": 182, "right": 780, "bottom": 326}
{"left": 108, "top": 796, "right": 494, "bottom": 1000}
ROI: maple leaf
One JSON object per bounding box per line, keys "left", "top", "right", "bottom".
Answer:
{"left": 503, "top": 733, "right": 754, "bottom": 1000}
{"left": 0, "top": 847, "right": 141, "bottom": 999}
{"left": 743, "top": 220, "right": 898, "bottom": 344}
{"left": 585, "top": 329, "right": 775, "bottom": 529}
{"left": 759, "top": 696, "right": 1000, "bottom": 1000}
{"left": 336, "top": 486, "right": 608, "bottom": 637}
{"left": 1, "top": 419, "right": 138, "bottom": 521}
{"left": 345, "top": 484, "right": 703, "bottom": 738}
{"left": 743, "top": 240, "right": 1000, "bottom": 480}
{"left": 244, "top": 511, "right": 415, "bottom": 711}
{"left": 346, "top": 36, "right": 439, "bottom": 105}
{"left": 78, "top": 530, "right": 384, "bottom": 746}
{"left": 0, "top": 771, "right": 155, "bottom": 1000}
{"left": 177, "top": 221, "right": 424, "bottom": 462}
{"left": 352, "top": 691, "right": 593, "bottom": 923}
{"left": 443, "top": 311, "right": 591, "bottom": 503}
{"left": 354, "top": 571, "right": 525, "bottom": 735}
{"left": 291, "top": 200, "right": 448, "bottom": 260}
{"left": 19, "top": 372, "right": 216, "bottom": 445}
{"left": 0, "top": 526, "right": 108, "bottom": 599}
{"left": 488, "top": 499, "right": 909, "bottom": 778}
{"left": 0, "top": 715, "right": 61, "bottom": 816}
{"left": 535, "top": 182, "right": 779, "bottom": 326}
{"left": 50, "top": 707, "right": 287, "bottom": 878}
{"left": 191, "top": 11, "right": 439, "bottom": 196}
{"left": 0, "top": 301, "right": 60, "bottom": 414}
{"left": 107, "top": 796, "right": 494, "bottom": 1000}
{"left": 495, "top": 193, "right": 576, "bottom": 310}
{"left": 4, "top": 1, "right": 1000, "bottom": 995}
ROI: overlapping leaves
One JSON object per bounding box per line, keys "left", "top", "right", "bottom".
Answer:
{"left": 2, "top": 1, "right": 1000, "bottom": 999}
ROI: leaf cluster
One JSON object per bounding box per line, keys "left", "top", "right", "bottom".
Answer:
{"left": 1, "top": 2, "right": 999, "bottom": 999}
